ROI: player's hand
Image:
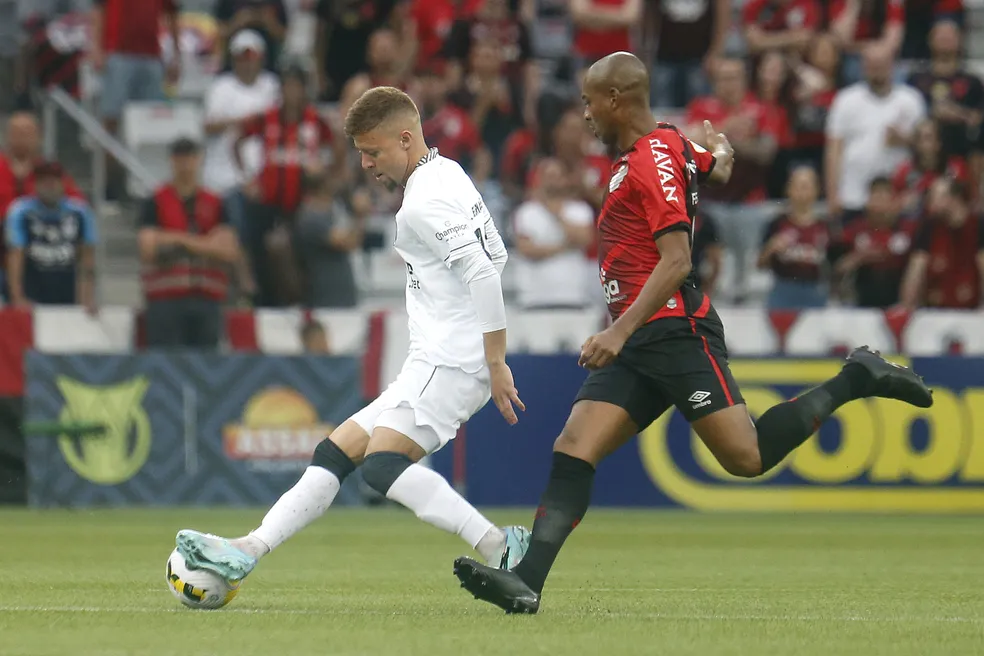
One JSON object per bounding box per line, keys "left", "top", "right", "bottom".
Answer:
{"left": 579, "top": 327, "right": 628, "bottom": 370}
{"left": 490, "top": 362, "right": 525, "bottom": 425}
{"left": 703, "top": 120, "right": 733, "bottom": 158}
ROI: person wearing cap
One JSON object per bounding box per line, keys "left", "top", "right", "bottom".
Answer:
{"left": 203, "top": 31, "right": 280, "bottom": 224}
{"left": 234, "top": 62, "right": 344, "bottom": 307}
{"left": 4, "top": 161, "right": 97, "bottom": 311}
{"left": 214, "top": 0, "right": 288, "bottom": 72}
{"left": 138, "top": 138, "right": 241, "bottom": 348}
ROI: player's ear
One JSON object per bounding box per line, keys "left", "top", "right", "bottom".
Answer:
{"left": 401, "top": 131, "right": 411, "bottom": 150}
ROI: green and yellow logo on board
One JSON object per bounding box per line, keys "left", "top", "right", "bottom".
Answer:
{"left": 56, "top": 376, "right": 152, "bottom": 485}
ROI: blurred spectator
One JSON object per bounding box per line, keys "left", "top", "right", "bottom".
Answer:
{"left": 469, "top": 146, "right": 509, "bottom": 235}
{"left": 687, "top": 56, "right": 782, "bottom": 299}
{"left": 906, "top": 21, "right": 983, "bottom": 185}
{"left": 692, "top": 214, "right": 723, "bottom": 298}
{"left": 521, "top": 0, "right": 573, "bottom": 90}
{"left": 236, "top": 64, "right": 341, "bottom": 307}
{"left": 418, "top": 64, "right": 483, "bottom": 170}
{"left": 315, "top": 0, "right": 407, "bottom": 102}
{"left": 829, "top": 0, "right": 904, "bottom": 85}
{"left": 214, "top": 0, "right": 287, "bottom": 71}
{"left": 891, "top": 118, "right": 969, "bottom": 220}
{"left": 902, "top": 0, "right": 964, "bottom": 61}
{"left": 339, "top": 28, "right": 416, "bottom": 115}
{"left": 742, "top": 0, "right": 821, "bottom": 56}
{"left": 499, "top": 92, "right": 570, "bottom": 207}
{"left": 833, "top": 176, "right": 915, "bottom": 307}
{"left": 92, "top": 0, "right": 180, "bottom": 199}
{"left": 444, "top": 0, "right": 537, "bottom": 128}
{"left": 301, "top": 319, "right": 331, "bottom": 353}
{"left": 0, "top": 112, "right": 84, "bottom": 300}
{"left": 899, "top": 177, "right": 984, "bottom": 309}
{"left": 138, "top": 139, "right": 240, "bottom": 349}
{"left": 512, "top": 158, "right": 595, "bottom": 310}
{"left": 15, "top": 0, "right": 90, "bottom": 109}
{"left": 648, "top": 0, "right": 730, "bottom": 109}
{"left": 449, "top": 39, "right": 522, "bottom": 168}
{"left": 550, "top": 106, "right": 610, "bottom": 211}
{"left": 757, "top": 166, "right": 829, "bottom": 308}
{"left": 4, "top": 162, "right": 96, "bottom": 311}
{"left": 825, "top": 45, "right": 925, "bottom": 223}
{"left": 569, "top": 0, "right": 642, "bottom": 69}
{"left": 753, "top": 50, "right": 794, "bottom": 198}
{"left": 294, "top": 169, "right": 362, "bottom": 309}
{"left": 203, "top": 30, "right": 280, "bottom": 226}
{"left": 411, "top": 0, "right": 483, "bottom": 70}
{"left": 786, "top": 33, "right": 841, "bottom": 182}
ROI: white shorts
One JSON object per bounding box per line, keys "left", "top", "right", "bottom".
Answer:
{"left": 349, "top": 357, "right": 491, "bottom": 454}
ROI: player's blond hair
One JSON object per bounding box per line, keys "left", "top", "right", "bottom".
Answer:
{"left": 344, "top": 87, "right": 420, "bottom": 138}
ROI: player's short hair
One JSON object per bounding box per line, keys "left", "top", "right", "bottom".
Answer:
{"left": 344, "top": 86, "right": 420, "bottom": 138}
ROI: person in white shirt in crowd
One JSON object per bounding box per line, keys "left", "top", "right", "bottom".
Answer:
{"left": 825, "top": 44, "right": 926, "bottom": 224}
{"left": 202, "top": 29, "right": 280, "bottom": 233}
{"left": 513, "top": 157, "right": 596, "bottom": 310}
{"left": 174, "top": 87, "right": 531, "bottom": 590}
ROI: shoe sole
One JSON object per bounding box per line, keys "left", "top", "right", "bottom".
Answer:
{"left": 176, "top": 531, "right": 253, "bottom": 582}
{"left": 453, "top": 557, "right": 538, "bottom": 615}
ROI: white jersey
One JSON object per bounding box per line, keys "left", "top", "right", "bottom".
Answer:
{"left": 395, "top": 149, "right": 508, "bottom": 373}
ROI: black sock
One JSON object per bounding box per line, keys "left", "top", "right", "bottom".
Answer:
{"left": 513, "top": 452, "right": 595, "bottom": 594}
{"left": 755, "top": 363, "right": 869, "bottom": 473}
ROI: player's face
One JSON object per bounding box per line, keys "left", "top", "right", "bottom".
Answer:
{"left": 171, "top": 152, "right": 201, "bottom": 182}
{"left": 35, "top": 176, "right": 63, "bottom": 205}
{"left": 581, "top": 83, "right": 616, "bottom": 148}
{"left": 353, "top": 127, "right": 410, "bottom": 192}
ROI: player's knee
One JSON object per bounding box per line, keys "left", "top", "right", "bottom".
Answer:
{"left": 553, "top": 427, "right": 600, "bottom": 465}
{"left": 361, "top": 451, "right": 413, "bottom": 496}
{"left": 719, "top": 446, "right": 763, "bottom": 478}
{"left": 311, "top": 438, "right": 358, "bottom": 481}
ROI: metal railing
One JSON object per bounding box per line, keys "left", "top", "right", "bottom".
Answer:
{"left": 41, "top": 87, "right": 158, "bottom": 212}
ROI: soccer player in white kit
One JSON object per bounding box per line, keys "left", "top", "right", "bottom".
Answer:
{"left": 174, "top": 86, "right": 530, "bottom": 585}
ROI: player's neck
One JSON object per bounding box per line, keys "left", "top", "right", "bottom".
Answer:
{"left": 616, "top": 111, "right": 659, "bottom": 153}
{"left": 403, "top": 142, "right": 432, "bottom": 186}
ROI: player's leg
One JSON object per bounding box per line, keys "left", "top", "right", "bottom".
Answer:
{"left": 175, "top": 419, "right": 370, "bottom": 580}
{"left": 357, "top": 366, "right": 529, "bottom": 568}
{"left": 454, "top": 360, "right": 665, "bottom": 613}
{"left": 681, "top": 318, "right": 933, "bottom": 477}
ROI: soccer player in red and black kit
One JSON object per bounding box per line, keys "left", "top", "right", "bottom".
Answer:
{"left": 453, "top": 52, "right": 935, "bottom": 614}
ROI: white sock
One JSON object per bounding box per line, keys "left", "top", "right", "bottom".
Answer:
{"left": 243, "top": 466, "right": 341, "bottom": 555}
{"left": 385, "top": 463, "right": 504, "bottom": 560}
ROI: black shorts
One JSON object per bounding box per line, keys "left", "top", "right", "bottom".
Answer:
{"left": 575, "top": 308, "right": 744, "bottom": 428}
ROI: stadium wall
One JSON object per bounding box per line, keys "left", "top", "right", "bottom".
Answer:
{"left": 3, "top": 306, "right": 984, "bottom": 510}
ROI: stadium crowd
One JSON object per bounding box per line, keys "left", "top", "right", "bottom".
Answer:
{"left": 1, "top": 0, "right": 983, "bottom": 348}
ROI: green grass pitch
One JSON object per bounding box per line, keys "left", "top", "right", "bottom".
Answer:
{"left": 1, "top": 508, "right": 982, "bottom": 655}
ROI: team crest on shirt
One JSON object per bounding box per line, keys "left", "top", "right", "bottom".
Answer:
{"left": 299, "top": 123, "right": 318, "bottom": 146}
{"left": 609, "top": 163, "right": 628, "bottom": 192}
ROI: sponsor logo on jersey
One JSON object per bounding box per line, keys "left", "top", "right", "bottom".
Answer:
{"left": 649, "top": 138, "right": 679, "bottom": 204}
{"left": 434, "top": 223, "right": 470, "bottom": 241}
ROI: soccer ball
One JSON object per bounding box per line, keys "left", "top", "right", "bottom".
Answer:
{"left": 165, "top": 548, "right": 241, "bottom": 610}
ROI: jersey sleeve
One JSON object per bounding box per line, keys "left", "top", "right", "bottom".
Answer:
{"left": 741, "top": 0, "right": 765, "bottom": 27}
{"left": 404, "top": 196, "right": 485, "bottom": 265}
{"left": 4, "top": 200, "right": 28, "bottom": 248}
{"left": 686, "top": 137, "right": 716, "bottom": 183}
{"left": 631, "top": 141, "right": 693, "bottom": 239}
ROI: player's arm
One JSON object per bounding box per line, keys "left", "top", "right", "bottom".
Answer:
{"left": 181, "top": 204, "right": 242, "bottom": 264}
{"left": 4, "top": 202, "right": 28, "bottom": 306}
{"left": 77, "top": 203, "right": 98, "bottom": 312}
{"left": 406, "top": 201, "right": 524, "bottom": 423}
{"left": 613, "top": 230, "right": 693, "bottom": 338}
